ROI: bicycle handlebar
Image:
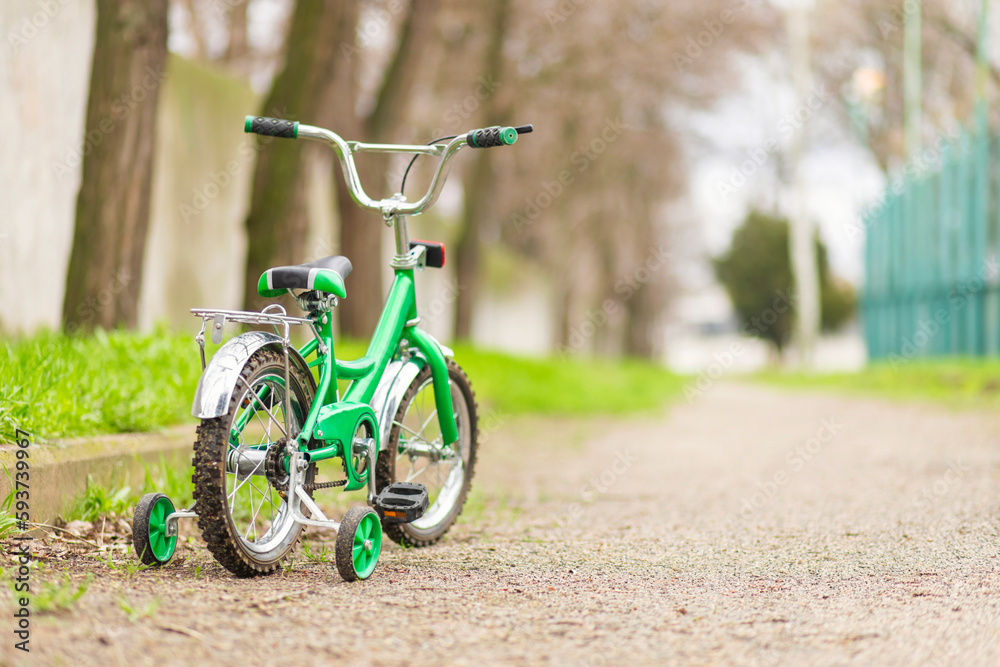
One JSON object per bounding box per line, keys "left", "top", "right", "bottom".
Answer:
{"left": 243, "top": 116, "right": 532, "bottom": 218}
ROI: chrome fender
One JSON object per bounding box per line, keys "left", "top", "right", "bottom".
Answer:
{"left": 191, "top": 331, "right": 316, "bottom": 419}
{"left": 368, "top": 356, "right": 423, "bottom": 450}
{"left": 368, "top": 339, "right": 454, "bottom": 448}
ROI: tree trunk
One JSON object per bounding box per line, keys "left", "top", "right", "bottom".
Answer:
{"left": 242, "top": 0, "right": 345, "bottom": 313}
{"left": 337, "top": 0, "right": 440, "bottom": 338}
{"left": 453, "top": 0, "right": 510, "bottom": 341}
{"left": 62, "top": 0, "right": 168, "bottom": 333}
{"left": 224, "top": 1, "right": 249, "bottom": 64}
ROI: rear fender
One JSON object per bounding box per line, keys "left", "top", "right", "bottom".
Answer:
{"left": 191, "top": 331, "right": 316, "bottom": 419}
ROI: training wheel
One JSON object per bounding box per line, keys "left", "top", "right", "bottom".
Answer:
{"left": 335, "top": 506, "right": 382, "bottom": 581}
{"left": 132, "top": 492, "right": 177, "bottom": 566}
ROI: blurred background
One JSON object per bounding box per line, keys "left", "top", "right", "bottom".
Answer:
{"left": 2, "top": 0, "right": 999, "bottom": 375}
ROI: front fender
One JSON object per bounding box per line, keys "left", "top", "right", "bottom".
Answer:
{"left": 368, "top": 356, "right": 425, "bottom": 451}
{"left": 191, "top": 331, "right": 317, "bottom": 419}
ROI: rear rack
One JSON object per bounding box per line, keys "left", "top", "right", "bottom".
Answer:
{"left": 190, "top": 304, "right": 327, "bottom": 370}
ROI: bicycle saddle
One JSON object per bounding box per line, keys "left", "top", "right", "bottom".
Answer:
{"left": 257, "top": 255, "right": 353, "bottom": 299}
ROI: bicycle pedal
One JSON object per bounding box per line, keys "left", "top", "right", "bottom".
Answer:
{"left": 374, "top": 482, "right": 429, "bottom": 524}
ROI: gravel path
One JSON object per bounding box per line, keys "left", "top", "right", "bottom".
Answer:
{"left": 4, "top": 382, "right": 999, "bottom": 666}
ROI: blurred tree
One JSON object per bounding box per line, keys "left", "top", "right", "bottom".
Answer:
{"left": 451, "top": 0, "right": 509, "bottom": 341}
{"left": 169, "top": 0, "right": 289, "bottom": 78}
{"left": 223, "top": 1, "right": 250, "bottom": 65}
{"left": 240, "top": 0, "right": 346, "bottom": 312}
{"left": 62, "top": 0, "right": 169, "bottom": 333}
{"left": 812, "top": 0, "right": 996, "bottom": 172}
{"left": 333, "top": 0, "right": 441, "bottom": 338}
{"left": 713, "top": 210, "right": 856, "bottom": 355}
{"left": 476, "top": 0, "right": 773, "bottom": 358}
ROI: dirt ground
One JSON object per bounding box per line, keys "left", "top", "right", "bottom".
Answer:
{"left": 2, "top": 382, "right": 999, "bottom": 666}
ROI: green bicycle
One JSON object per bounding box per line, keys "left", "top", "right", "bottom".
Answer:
{"left": 132, "top": 116, "right": 532, "bottom": 580}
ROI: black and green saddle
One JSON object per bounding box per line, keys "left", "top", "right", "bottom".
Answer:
{"left": 257, "top": 255, "right": 352, "bottom": 299}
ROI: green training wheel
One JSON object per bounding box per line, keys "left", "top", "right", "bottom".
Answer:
{"left": 335, "top": 506, "right": 382, "bottom": 581}
{"left": 133, "top": 492, "right": 177, "bottom": 566}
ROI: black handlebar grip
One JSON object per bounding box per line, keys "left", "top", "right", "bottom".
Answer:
{"left": 514, "top": 124, "right": 533, "bottom": 135}
{"left": 467, "top": 126, "right": 518, "bottom": 148}
{"left": 244, "top": 115, "right": 298, "bottom": 139}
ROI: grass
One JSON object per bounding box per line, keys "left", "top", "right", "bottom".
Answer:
{"left": 59, "top": 456, "right": 195, "bottom": 524}
{"left": 1, "top": 329, "right": 683, "bottom": 443}
{"left": 0, "top": 465, "right": 19, "bottom": 539}
{"left": 117, "top": 593, "right": 160, "bottom": 621}
{"left": 2, "top": 569, "right": 93, "bottom": 614}
{"left": 0, "top": 327, "right": 202, "bottom": 443}
{"left": 69, "top": 476, "right": 133, "bottom": 522}
{"left": 754, "top": 357, "right": 1000, "bottom": 408}
{"left": 451, "top": 343, "right": 684, "bottom": 416}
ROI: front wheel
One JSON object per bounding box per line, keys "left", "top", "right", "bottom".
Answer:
{"left": 375, "top": 358, "right": 479, "bottom": 547}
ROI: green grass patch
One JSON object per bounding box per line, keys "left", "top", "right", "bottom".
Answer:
{"left": 0, "top": 328, "right": 202, "bottom": 443}
{"left": 754, "top": 358, "right": 1000, "bottom": 408}
{"left": 451, "top": 344, "right": 684, "bottom": 416}
{"left": 1, "top": 329, "right": 682, "bottom": 443}
{"left": 58, "top": 456, "right": 195, "bottom": 523}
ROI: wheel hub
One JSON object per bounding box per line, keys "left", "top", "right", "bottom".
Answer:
{"left": 264, "top": 438, "right": 290, "bottom": 492}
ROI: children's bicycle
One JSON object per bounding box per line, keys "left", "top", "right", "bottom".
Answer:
{"left": 132, "top": 116, "right": 532, "bottom": 580}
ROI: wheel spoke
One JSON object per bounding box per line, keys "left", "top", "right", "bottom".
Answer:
{"left": 236, "top": 375, "right": 287, "bottom": 439}
{"left": 406, "top": 462, "right": 429, "bottom": 483}
{"left": 416, "top": 408, "right": 438, "bottom": 440}
{"left": 227, "top": 450, "right": 267, "bottom": 505}
{"left": 394, "top": 421, "right": 425, "bottom": 441}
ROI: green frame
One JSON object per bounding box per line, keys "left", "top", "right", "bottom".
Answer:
{"left": 244, "top": 267, "right": 458, "bottom": 492}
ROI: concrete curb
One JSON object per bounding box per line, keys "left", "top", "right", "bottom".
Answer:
{"left": 0, "top": 425, "right": 196, "bottom": 525}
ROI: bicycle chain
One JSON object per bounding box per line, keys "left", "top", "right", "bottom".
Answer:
{"left": 303, "top": 479, "right": 347, "bottom": 491}
{"left": 265, "top": 439, "right": 348, "bottom": 494}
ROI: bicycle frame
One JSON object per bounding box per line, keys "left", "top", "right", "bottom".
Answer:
{"left": 192, "top": 122, "right": 468, "bottom": 497}
{"left": 290, "top": 262, "right": 458, "bottom": 485}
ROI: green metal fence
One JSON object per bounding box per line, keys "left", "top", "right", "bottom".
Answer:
{"left": 862, "top": 120, "right": 998, "bottom": 362}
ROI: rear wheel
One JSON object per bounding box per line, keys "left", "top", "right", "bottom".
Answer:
{"left": 375, "top": 359, "right": 479, "bottom": 547}
{"left": 192, "top": 349, "right": 315, "bottom": 577}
